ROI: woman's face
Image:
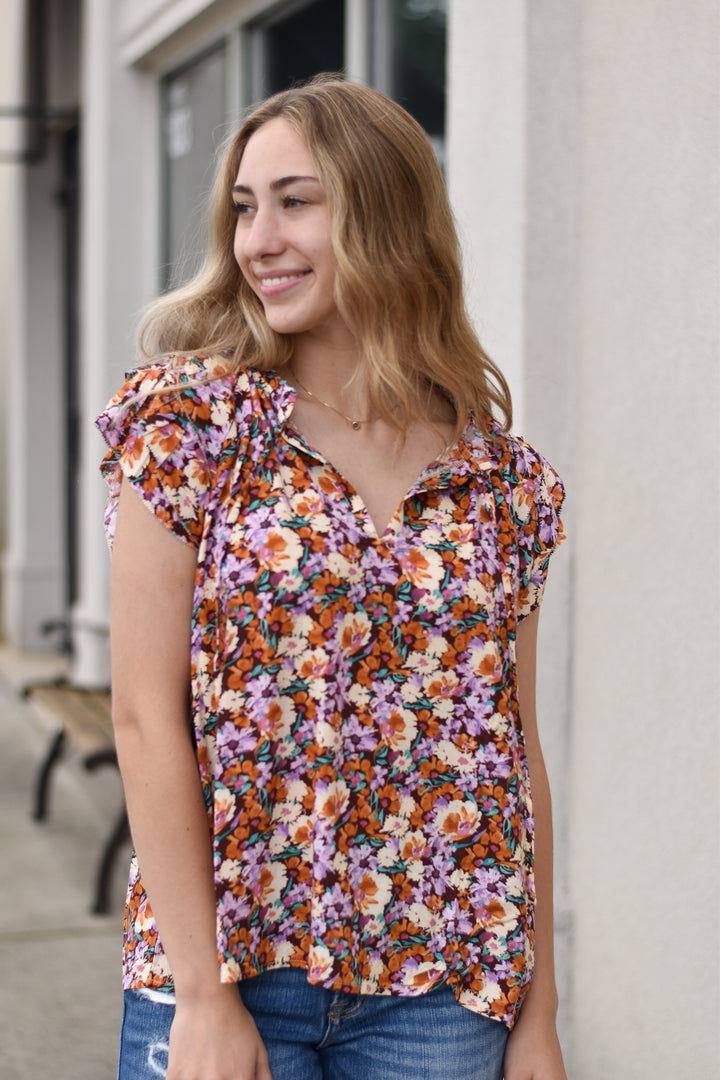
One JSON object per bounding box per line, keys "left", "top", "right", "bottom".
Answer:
{"left": 233, "top": 118, "right": 349, "bottom": 346}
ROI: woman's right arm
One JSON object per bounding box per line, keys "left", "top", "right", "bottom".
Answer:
{"left": 111, "top": 477, "right": 272, "bottom": 1080}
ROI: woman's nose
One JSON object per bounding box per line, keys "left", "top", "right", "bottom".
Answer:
{"left": 242, "top": 208, "right": 285, "bottom": 260}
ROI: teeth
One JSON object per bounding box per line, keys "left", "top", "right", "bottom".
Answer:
{"left": 262, "top": 274, "right": 305, "bottom": 286}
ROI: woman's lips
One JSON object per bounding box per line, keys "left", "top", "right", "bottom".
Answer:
{"left": 256, "top": 270, "right": 311, "bottom": 296}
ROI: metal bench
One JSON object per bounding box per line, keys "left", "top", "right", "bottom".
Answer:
{"left": 26, "top": 683, "right": 129, "bottom": 915}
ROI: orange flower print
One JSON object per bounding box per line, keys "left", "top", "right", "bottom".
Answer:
{"left": 256, "top": 526, "right": 303, "bottom": 572}
{"left": 469, "top": 639, "right": 503, "bottom": 682}
{"left": 337, "top": 610, "right": 371, "bottom": 655}
{"left": 136, "top": 894, "right": 156, "bottom": 934}
{"left": 256, "top": 697, "right": 295, "bottom": 740}
{"left": 447, "top": 523, "right": 474, "bottom": 545}
{"left": 379, "top": 707, "right": 418, "bottom": 751}
{"left": 397, "top": 546, "right": 444, "bottom": 590}
{"left": 512, "top": 478, "right": 537, "bottom": 523}
{"left": 400, "top": 831, "right": 430, "bottom": 861}
{"left": 435, "top": 799, "right": 480, "bottom": 841}
{"left": 252, "top": 862, "right": 287, "bottom": 906}
{"left": 185, "top": 457, "right": 211, "bottom": 492}
{"left": 424, "top": 670, "right": 459, "bottom": 699}
{"left": 316, "top": 780, "right": 350, "bottom": 823}
{"left": 146, "top": 420, "right": 184, "bottom": 463}
{"left": 353, "top": 870, "right": 392, "bottom": 914}
{"left": 290, "top": 488, "right": 325, "bottom": 519}
{"left": 121, "top": 435, "right": 150, "bottom": 477}
{"left": 291, "top": 816, "right": 314, "bottom": 846}
{"left": 297, "top": 648, "right": 332, "bottom": 681}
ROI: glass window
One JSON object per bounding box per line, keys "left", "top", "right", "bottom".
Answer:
{"left": 157, "top": 1, "right": 447, "bottom": 288}
{"left": 372, "top": 0, "right": 447, "bottom": 160}
{"left": 245, "top": 0, "right": 344, "bottom": 101}
{"left": 161, "top": 44, "right": 226, "bottom": 287}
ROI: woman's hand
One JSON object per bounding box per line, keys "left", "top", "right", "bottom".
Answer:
{"left": 167, "top": 984, "right": 273, "bottom": 1080}
{"left": 503, "top": 1010, "right": 568, "bottom": 1080}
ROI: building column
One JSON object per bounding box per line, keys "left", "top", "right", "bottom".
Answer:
{"left": 70, "top": 0, "right": 158, "bottom": 687}
{"left": 1, "top": 2, "right": 68, "bottom": 651}
{"left": 446, "top": 0, "right": 528, "bottom": 426}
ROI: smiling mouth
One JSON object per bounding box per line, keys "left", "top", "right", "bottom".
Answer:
{"left": 257, "top": 271, "right": 311, "bottom": 292}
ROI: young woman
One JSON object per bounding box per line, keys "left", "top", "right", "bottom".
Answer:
{"left": 98, "top": 76, "right": 567, "bottom": 1080}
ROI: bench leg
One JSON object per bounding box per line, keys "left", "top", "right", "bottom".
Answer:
{"left": 83, "top": 747, "right": 118, "bottom": 771}
{"left": 33, "top": 729, "right": 66, "bottom": 821}
{"left": 91, "top": 806, "right": 131, "bottom": 916}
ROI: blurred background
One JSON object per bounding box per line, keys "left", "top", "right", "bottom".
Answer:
{"left": 0, "top": 1, "right": 717, "bottom": 1077}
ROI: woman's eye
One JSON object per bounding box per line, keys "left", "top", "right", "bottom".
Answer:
{"left": 283, "top": 196, "right": 306, "bottom": 209}
{"left": 232, "top": 201, "right": 254, "bottom": 216}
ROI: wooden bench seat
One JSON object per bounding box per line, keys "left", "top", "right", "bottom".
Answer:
{"left": 26, "top": 682, "right": 129, "bottom": 915}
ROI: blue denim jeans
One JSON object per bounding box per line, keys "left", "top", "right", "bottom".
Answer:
{"left": 118, "top": 969, "right": 509, "bottom": 1079}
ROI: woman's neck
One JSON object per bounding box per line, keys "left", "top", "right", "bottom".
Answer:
{"left": 288, "top": 334, "right": 369, "bottom": 417}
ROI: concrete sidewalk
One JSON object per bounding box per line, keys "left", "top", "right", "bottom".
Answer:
{"left": 0, "top": 649, "right": 129, "bottom": 1080}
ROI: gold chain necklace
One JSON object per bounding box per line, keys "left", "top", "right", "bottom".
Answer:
{"left": 290, "top": 369, "right": 378, "bottom": 431}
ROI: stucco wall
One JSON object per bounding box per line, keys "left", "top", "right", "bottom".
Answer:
{"left": 570, "top": 0, "right": 719, "bottom": 1074}
{"left": 450, "top": 0, "right": 719, "bottom": 1075}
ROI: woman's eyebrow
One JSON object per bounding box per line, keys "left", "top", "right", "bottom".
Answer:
{"left": 232, "top": 175, "right": 321, "bottom": 195}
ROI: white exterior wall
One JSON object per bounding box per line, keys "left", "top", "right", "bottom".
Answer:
{"left": 450, "top": 1, "right": 719, "bottom": 1075}
{"left": 569, "top": 1, "right": 719, "bottom": 1074}
{"left": 447, "top": 0, "right": 578, "bottom": 1050}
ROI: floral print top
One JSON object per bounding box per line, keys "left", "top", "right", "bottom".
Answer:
{"left": 97, "top": 354, "right": 565, "bottom": 1029}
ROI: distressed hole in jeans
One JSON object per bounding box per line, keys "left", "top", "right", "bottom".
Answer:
{"left": 137, "top": 988, "right": 176, "bottom": 1006}
{"left": 147, "top": 1041, "right": 169, "bottom": 1076}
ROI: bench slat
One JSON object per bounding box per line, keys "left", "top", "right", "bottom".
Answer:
{"left": 28, "top": 686, "right": 113, "bottom": 754}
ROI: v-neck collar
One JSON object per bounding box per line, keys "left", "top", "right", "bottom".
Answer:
{"left": 247, "top": 368, "right": 495, "bottom": 541}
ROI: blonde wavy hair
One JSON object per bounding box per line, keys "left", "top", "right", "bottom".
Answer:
{"left": 139, "top": 75, "right": 512, "bottom": 434}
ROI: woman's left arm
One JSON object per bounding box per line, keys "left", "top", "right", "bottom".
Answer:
{"left": 503, "top": 607, "right": 568, "bottom": 1080}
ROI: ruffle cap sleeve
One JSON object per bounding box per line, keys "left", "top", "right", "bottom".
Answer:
{"left": 501, "top": 431, "right": 566, "bottom": 620}
{"left": 95, "top": 357, "right": 232, "bottom": 549}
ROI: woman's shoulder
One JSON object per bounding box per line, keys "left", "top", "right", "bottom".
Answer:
{"left": 480, "top": 420, "right": 564, "bottom": 492}
{"left": 115, "top": 351, "right": 237, "bottom": 408}
{"left": 97, "top": 352, "right": 295, "bottom": 465}
{"left": 124, "top": 352, "right": 289, "bottom": 408}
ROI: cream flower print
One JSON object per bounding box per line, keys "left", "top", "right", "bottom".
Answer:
{"left": 401, "top": 961, "right": 446, "bottom": 991}
{"left": 213, "top": 785, "right": 236, "bottom": 832}
{"left": 308, "top": 944, "right": 334, "bottom": 983}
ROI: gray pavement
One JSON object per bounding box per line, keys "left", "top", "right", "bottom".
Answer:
{"left": 0, "top": 649, "right": 129, "bottom": 1079}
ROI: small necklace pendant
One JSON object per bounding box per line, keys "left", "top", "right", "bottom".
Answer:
{"left": 351, "top": 420, "right": 361, "bottom": 430}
